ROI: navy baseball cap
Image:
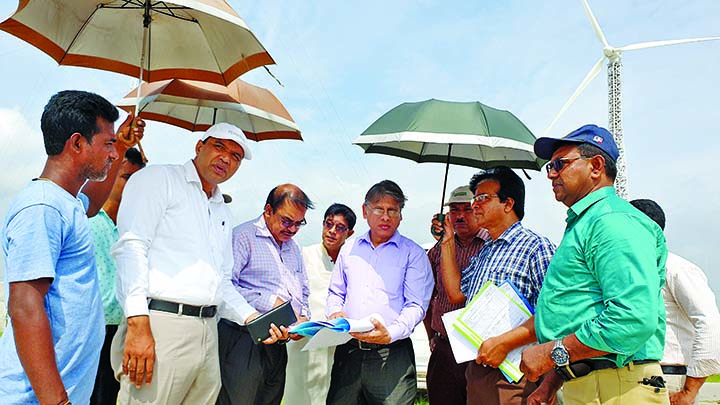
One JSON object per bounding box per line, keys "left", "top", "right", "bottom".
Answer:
{"left": 534, "top": 124, "right": 619, "bottom": 162}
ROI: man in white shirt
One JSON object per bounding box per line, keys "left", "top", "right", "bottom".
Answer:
{"left": 631, "top": 199, "right": 720, "bottom": 405}
{"left": 111, "top": 123, "right": 260, "bottom": 404}
{"left": 284, "top": 203, "right": 356, "bottom": 405}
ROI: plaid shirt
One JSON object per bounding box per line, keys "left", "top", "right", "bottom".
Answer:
{"left": 231, "top": 215, "right": 310, "bottom": 318}
{"left": 460, "top": 221, "right": 555, "bottom": 308}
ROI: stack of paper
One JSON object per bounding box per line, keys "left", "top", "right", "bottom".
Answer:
{"left": 289, "top": 314, "right": 380, "bottom": 351}
{"left": 442, "top": 280, "right": 534, "bottom": 383}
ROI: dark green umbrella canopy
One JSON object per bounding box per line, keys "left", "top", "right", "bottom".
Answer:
{"left": 354, "top": 99, "right": 543, "bottom": 213}
{"left": 354, "top": 98, "right": 543, "bottom": 170}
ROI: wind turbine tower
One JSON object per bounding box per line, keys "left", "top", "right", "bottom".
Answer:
{"left": 545, "top": 0, "right": 720, "bottom": 199}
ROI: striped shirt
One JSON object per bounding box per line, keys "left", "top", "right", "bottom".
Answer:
{"left": 460, "top": 221, "right": 555, "bottom": 308}
{"left": 426, "top": 229, "right": 490, "bottom": 337}
{"left": 230, "top": 215, "right": 310, "bottom": 318}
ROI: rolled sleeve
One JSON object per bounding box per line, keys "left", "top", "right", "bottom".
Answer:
{"left": 667, "top": 264, "right": 720, "bottom": 377}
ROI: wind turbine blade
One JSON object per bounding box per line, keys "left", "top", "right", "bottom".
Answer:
{"left": 618, "top": 36, "right": 720, "bottom": 52}
{"left": 544, "top": 56, "right": 605, "bottom": 136}
{"left": 581, "top": 0, "right": 609, "bottom": 47}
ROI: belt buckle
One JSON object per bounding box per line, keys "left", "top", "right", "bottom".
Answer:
{"left": 357, "top": 340, "right": 372, "bottom": 351}
{"left": 177, "top": 303, "right": 184, "bottom": 316}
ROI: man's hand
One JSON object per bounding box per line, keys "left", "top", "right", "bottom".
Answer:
{"left": 526, "top": 371, "right": 562, "bottom": 405}
{"left": 350, "top": 318, "right": 391, "bottom": 345}
{"left": 441, "top": 214, "right": 455, "bottom": 245}
{"left": 520, "top": 341, "right": 555, "bottom": 382}
{"left": 123, "top": 315, "right": 155, "bottom": 388}
{"left": 328, "top": 311, "right": 347, "bottom": 320}
{"left": 478, "top": 335, "right": 510, "bottom": 368}
{"left": 430, "top": 214, "right": 443, "bottom": 241}
{"left": 669, "top": 390, "right": 695, "bottom": 405}
{"left": 116, "top": 114, "right": 145, "bottom": 148}
{"left": 262, "top": 323, "right": 290, "bottom": 345}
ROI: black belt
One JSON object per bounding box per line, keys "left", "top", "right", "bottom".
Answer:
{"left": 661, "top": 365, "right": 687, "bottom": 375}
{"left": 148, "top": 299, "right": 217, "bottom": 318}
{"left": 348, "top": 337, "right": 410, "bottom": 351}
{"left": 555, "top": 358, "right": 658, "bottom": 382}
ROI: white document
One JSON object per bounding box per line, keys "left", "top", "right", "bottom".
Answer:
{"left": 453, "top": 281, "right": 533, "bottom": 382}
{"left": 300, "top": 315, "right": 380, "bottom": 351}
{"left": 441, "top": 308, "right": 478, "bottom": 363}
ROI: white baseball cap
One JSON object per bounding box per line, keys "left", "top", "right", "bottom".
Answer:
{"left": 202, "top": 122, "right": 252, "bottom": 160}
{"left": 444, "top": 185, "right": 473, "bottom": 206}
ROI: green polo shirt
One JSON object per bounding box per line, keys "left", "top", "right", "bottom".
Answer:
{"left": 535, "top": 186, "right": 667, "bottom": 366}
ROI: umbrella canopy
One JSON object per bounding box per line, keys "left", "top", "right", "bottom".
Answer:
{"left": 117, "top": 78, "right": 302, "bottom": 141}
{"left": 0, "top": 0, "right": 274, "bottom": 85}
{"left": 353, "top": 98, "right": 542, "bottom": 212}
{"left": 354, "top": 99, "right": 542, "bottom": 170}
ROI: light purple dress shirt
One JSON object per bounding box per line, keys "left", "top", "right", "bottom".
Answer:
{"left": 326, "top": 230, "right": 434, "bottom": 342}
{"left": 231, "top": 215, "right": 310, "bottom": 319}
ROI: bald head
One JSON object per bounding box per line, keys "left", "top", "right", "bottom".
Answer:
{"left": 263, "top": 184, "right": 314, "bottom": 244}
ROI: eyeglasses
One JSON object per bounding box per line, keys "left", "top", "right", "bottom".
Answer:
{"left": 279, "top": 216, "right": 307, "bottom": 229}
{"left": 545, "top": 156, "right": 589, "bottom": 174}
{"left": 367, "top": 206, "right": 401, "bottom": 218}
{"left": 323, "top": 219, "right": 349, "bottom": 233}
{"left": 472, "top": 194, "right": 498, "bottom": 204}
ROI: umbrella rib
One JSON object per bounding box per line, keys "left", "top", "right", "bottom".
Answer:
{"left": 61, "top": 4, "right": 105, "bottom": 64}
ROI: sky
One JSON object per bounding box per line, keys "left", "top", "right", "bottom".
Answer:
{"left": 0, "top": 0, "right": 719, "bottom": 299}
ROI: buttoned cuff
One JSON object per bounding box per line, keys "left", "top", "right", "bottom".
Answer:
{"left": 125, "top": 295, "right": 150, "bottom": 317}
{"left": 386, "top": 323, "right": 404, "bottom": 343}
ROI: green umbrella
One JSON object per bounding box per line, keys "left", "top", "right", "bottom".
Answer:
{"left": 353, "top": 98, "right": 543, "bottom": 214}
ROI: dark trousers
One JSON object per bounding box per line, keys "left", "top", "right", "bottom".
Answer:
{"left": 465, "top": 361, "right": 539, "bottom": 405}
{"left": 216, "top": 319, "right": 288, "bottom": 405}
{"left": 326, "top": 338, "right": 417, "bottom": 405}
{"left": 90, "top": 325, "right": 120, "bottom": 405}
{"left": 426, "top": 335, "right": 468, "bottom": 405}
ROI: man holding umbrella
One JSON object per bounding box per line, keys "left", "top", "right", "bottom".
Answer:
{"left": 438, "top": 166, "right": 555, "bottom": 404}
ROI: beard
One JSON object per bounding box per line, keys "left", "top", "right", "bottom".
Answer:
{"left": 82, "top": 160, "right": 111, "bottom": 182}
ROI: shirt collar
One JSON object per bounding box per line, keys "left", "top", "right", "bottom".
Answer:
{"left": 493, "top": 221, "right": 523, "bottom": 243}
{"left": 253, "top": 215, "right": 282, "bottom": 249}
{"left": 359, "top": 229, "right": 401, "bottom": 248}
{"left": 454, "top": 227, "right": 491, "bottom": 247}
{"left": 566, "top": 186, "right": 615, "bottom": 225}
{"left": 183, "top": 159, "right": 224, "bottom": 203}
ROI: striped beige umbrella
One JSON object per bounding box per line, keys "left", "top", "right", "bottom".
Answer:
{"left": 117, "top": 78, "right": 301, "bottom": 141}
{"left": 0, "top": 0, "right": 274, "bottom": 85}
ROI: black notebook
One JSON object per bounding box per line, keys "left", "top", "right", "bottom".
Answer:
{"left": 246, "top": 301, "right": 297, "bottom": 344}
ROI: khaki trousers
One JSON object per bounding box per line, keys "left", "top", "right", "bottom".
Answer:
{"left": 562, "top": 362, "right": 670, "bottom": 405}
{"left": 111, "top": 310, "right": 221, "bottom": 404}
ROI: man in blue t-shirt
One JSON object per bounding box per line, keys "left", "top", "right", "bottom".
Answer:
{"left": 0, "top": 90, "right": 141, "bottom": 404}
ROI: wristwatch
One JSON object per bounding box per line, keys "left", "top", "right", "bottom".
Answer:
{"left": 551, "top": 339, "right": 570, "bottom": 367}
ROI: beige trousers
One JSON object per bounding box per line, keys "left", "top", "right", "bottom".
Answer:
{"left": 562, "top": 362, "right": 670, "bottom": 405}
{"left": 110, "top": 310, "right": 221, "bottom": 405}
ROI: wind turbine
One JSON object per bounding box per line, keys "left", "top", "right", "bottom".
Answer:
{"left": 544, "top": 0, "right": 720, "bottom": 199}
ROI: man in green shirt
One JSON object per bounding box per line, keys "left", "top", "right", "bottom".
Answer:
{"left": 517, "top": 124, "right": 669, "bottom": 404}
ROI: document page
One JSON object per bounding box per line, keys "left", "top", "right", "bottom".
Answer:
{"left": 453, "top": 281, "right": 533, "bottom": 382}
{"left": 296, "top": 314, "right": 380, "bottom": 351}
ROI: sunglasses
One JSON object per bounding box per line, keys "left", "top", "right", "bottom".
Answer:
{"left": 279, "top": 215, "right": 307, "bottom": 229}
{"left": 323, "top": 219, "right": 348, "bottom": 234}
{"left": 545, "top": 156, "right": 590, "bottom": 174}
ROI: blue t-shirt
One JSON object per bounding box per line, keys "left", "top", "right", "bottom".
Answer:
{"left": 0, "top": 180, "right": 104, "bottom": 404}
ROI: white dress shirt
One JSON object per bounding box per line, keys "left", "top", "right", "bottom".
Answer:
{"left": 112, "top": 160, "right": 255, "bottom": 324}
{"left": 661, "top": 252, "right": 720, "bottom": 378}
